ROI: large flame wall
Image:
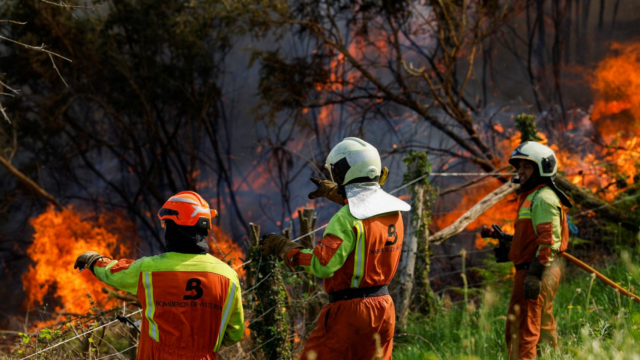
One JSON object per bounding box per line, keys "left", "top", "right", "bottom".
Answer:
{"left": 22, "top": 206, "right": 131, "bottom": 316}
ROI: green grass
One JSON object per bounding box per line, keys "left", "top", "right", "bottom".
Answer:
{"left": 393, "top": 247, "right": 640, "bottom": 360}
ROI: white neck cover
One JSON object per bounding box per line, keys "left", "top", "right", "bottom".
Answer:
{"left": 345, "top": 182, "right": 411, "bottom": 220}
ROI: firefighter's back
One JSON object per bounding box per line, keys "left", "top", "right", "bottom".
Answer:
{"left": 136, "top": 252, "right": 241, "bottom": 360}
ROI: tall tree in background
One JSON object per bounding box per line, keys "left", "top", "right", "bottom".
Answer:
{"left": 0, "top": 0, "right": 253, "bottom": 252}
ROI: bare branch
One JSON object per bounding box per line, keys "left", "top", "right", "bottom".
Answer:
{"left": 0, "top": 20, "right": 27, "bottom": 25}
{"left": 0, "top": 99, "right": 9, "bottom": 124}
{"left": 0, "top": 154, "right": 64, "bottom": 209}
{"left": 0, "top": 35, "right": 72, "bottom": 62}
{"left": 0, "top": 80, "right": 20, "bottom": 94}
{"left": 48, "top": 52, "right": 69, "bottom": 88}
{"left": 40, "top": 0, "right": 99, "bottom": 10}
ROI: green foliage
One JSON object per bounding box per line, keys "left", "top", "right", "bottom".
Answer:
{"left": 515, "top": 113, "right": 543, "bottom": 143}
{"left": 394, "top": 246, "right": 640, "bottom": 359}
{"left": 247, "top": 246, "right": 292, "bottom": 360}
{"left": 10, "top": 305, "right": 139, "bottom": 359}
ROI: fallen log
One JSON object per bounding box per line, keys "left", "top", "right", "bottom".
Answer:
{"left": 427, "top": 174, "right": 637, "bottom": 245}
{"left": 428, "top": 182, "right": 518, "bottom": 245}
{"left": 554, "top": 176, "right": 637, "bottom": 230}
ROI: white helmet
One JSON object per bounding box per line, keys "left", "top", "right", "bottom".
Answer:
{"left": 508, "top": 141, "right": 558, "bottom": 177}
{"left": 325, "top": 137, "right": 381, "bottom": 185}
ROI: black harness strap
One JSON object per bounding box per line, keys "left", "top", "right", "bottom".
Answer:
{"left": 328, "top": 285, "right": 389, "bottom": 303}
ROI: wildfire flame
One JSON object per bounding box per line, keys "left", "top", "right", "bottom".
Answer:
{"left": 540, "top": 43, "right": 639, "bottom": 201}
{"left": 22, "top": 206, "right": 132, "bottom": 326}
{"left": 207, "top": 225, "right": 246, "bottom": 277}
{"left": 439, "top": 41, "right": 640, "bottom": 248}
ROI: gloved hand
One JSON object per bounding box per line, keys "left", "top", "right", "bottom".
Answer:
{"left": 523, "top": 275, "right": 541, "bottom": 300}
{"left": 74, "top": 251, "right": 104, "bottom": 273}
{"left": 493, "top": 241, "right": 511, "bottom": 263}
{"left": 308, "top": 178, "right": 345, "bottom": 205}
{"left": 481, "top": 225, "right": 513, "bottom": 263}
{"left": 308, "top": 166, "right": 390, "bottom": 205}
{"left": 259, "top": 234, "right": 303, "bottom": 260}
{"left": 523, "top": 257, "right": 545, "bottom": 300}
{"left": 480, "top": 224, "right": 513, "bottom": 242}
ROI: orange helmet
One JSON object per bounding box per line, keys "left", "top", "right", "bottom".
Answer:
{"left": 158, "top": 191, "right": 218, "bottom": 229}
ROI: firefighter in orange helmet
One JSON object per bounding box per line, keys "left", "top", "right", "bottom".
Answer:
{"left": 482, "top": 142, "right": 572, "bottom": 359}
{"left": 260, "top": 137, "right": 410, "bottom": 360}
{"left": 74, "top": 191, "right": 244, "bottom": 360}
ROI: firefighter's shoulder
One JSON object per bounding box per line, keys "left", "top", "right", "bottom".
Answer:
{"left": 140, "top": 252, "right": 240, "bottom": 286}
{"left": 535, "top": 187, "right": 561, "bottom": 207}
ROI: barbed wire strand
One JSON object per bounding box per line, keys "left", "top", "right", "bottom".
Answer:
{"left": 235, "top": 170, "right": 513, "bottom": 270}
{"left": 235, "top": 336, "right": 277, "bottom": 360}
{"left": 95, "top": 344, "right": 137, "bottom": 360}
{"left": 21, "top": 169, "right": 629, "bottom": 359}
{"left": 19, "top": 310, "right": 143, "bottom": 360}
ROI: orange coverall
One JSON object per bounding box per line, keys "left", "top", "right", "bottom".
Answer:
{"left": 286, "top": 205, "right": 404, "bottom": 360}
{"left": 93, "top": 252, "right": 244, "bottom": 360}
{"left": 506, "top": 184, "right": 569, "bottom": 359}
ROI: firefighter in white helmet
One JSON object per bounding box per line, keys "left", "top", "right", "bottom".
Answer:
{"left": 482, "top": 141, "right": 572, "bottom": 359}
{"left": 260, "top": 137, "right": 410, "bottom": 360}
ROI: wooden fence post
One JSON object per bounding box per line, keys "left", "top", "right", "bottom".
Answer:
{"left": 297, "top": 208, "right": 321, "bottom": 338}
{"left": 247, "top": 223, "right": 292, "bottom": 360}
{"left": 396, "top": 152, "right": 435, "bottom": 328}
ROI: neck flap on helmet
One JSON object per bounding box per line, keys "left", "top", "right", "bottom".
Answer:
{"left": 164, "top": 220, "right": 209, "bottom": 254}
{"left": 345, "top": 182, "right": 411, "bottom": 220}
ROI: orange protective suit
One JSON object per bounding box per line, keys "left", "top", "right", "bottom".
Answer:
{"left": 93, "top": 252, "right": 244, "bottom": 360}
{"left": 506, "top": 263, "right": 561, "bottom": 360}
{"left": 287, "top": 206, "right": 403, "bottom": 360}
{"left": 505, "top": 184, "right": 568, "bottom": 359}
{"left": 300, "top": 296, "right": 395, "bottom": 360}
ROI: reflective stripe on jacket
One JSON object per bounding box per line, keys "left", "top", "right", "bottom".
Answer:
{"left": 286, "top": 204, "right": 404, "bottom": 293}
{"left": 93, "top": 252, "right": 244, "bottom": 359}
{"left": 509, "top": 184, "right": 570, "bottom": 265}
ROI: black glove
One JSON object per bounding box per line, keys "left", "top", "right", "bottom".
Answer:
{"left": 258, "top": 234, "right": 303, "bottom": 260}
{"left": 481, "top": 225, "right": 513, "bottom": 263}
{"left": 493, "top": 241, "right": 511, "bottom": 263}
{"left": 74, "top": 251, "right": 104, "bottom": 273}
{"left": 523, "top": 257, "right": 545, "bottom": 300}
{"left": 480, "top": 224, "right": 513, "bottom": 242}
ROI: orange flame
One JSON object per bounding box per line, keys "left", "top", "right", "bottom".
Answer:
{"left": 22, "top": 206, "right": 132, "bottom": 325}
{"left": 433, "top": 179, "right": 517, "bottom": 250}
{"left": 554, "top": 42, "right": 640, "bottom": 200}
{"left": 207, "top": 225, "right": 245, "bottom": 277}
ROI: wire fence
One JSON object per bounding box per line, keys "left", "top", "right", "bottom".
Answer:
{"left": 17, "top": 169, "right": 632, "bottom": 359}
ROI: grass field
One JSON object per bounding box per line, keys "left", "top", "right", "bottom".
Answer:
{"left": 393, "top": 246, "right": 640, "bottom": 360}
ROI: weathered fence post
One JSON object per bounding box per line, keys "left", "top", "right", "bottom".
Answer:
{"left": 396, "top": 152, "right": 435, "bottom": 328}
{"left": 297, "top": 208, "right": 317, "bottom": 249}
{"left": 247, "top": 223, "right": 292, "bottom": 360}
{"left": 297, "top": 208, "right": 321, "bottom": 337}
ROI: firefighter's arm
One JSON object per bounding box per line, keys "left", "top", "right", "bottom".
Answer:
{"left": 222, "top": 281, "right": 245, "bottom": 346}
{"left": 285, "top": 212, "right": 356, "bottom": 278}
{"left": 93, "top": 258, "right": 143, "bottom": 294}
{"left": 532, "top": 193, "right": 563, "bottom": 265}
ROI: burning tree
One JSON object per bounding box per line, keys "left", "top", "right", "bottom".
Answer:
{"left": 250, "top": 0, "right": 639, "bottom": 231}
